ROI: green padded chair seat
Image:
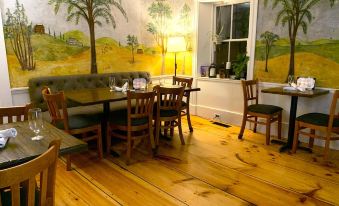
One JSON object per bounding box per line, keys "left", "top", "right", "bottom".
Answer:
{"left": 248, "top": 104, "right": 282, "bottom": 115}
{"left": 297, "top": 113, "right": 339, "bottom": 127}
{"left": 109, "top": 109, "right": 149, "bottom": 126}
{"left": 56, "top": 114, "right": 101, "bottom": 130}
{"left": 181, "top": 101, "right": 187, "bottom": 107}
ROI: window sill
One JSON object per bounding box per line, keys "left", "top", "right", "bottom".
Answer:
{"left": 196, "top": 77, "right": 243, "bottom": 84}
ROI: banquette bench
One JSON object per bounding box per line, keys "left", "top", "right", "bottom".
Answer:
{"left": 28, "top": 71, "right": 151, "bottom": 119}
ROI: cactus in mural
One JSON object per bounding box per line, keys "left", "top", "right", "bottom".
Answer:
{"left": 126, "top": 35, "right": 139, "bottom": 63}
{"left": 4, "top": 0, "right": 35, "bottom": 71}
{"left": 264, "top": 0, "right": 337, "bottom": 81}
{"left": 49, "top": 0, "right": 128, "bottom": 74}
{"left": 260, "top": 31, "right": 279, "bottom": 72}
{"left": 147, "top": 0, "right": 172, "bottom": 75}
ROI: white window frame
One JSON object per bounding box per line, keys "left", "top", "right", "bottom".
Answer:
{"left": 210, "top": 0, "right": 258, "bottom": 80}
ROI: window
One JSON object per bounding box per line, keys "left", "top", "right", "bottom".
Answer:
{"left": 213, "top": 2, "right": 250, "bottom": 76}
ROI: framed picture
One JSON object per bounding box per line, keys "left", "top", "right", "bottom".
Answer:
{"left": 200, "top": 66, "right": 209, "bottom": 77}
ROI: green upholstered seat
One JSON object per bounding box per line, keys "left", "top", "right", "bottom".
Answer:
{"left": 297, "top": 113, "right": 339, "bottom": 127}
{"left": 55, "top": 114, "right": 101, "bottom": 130}
{"left": 109, "top": 109, "right": 149, "bottom": 126}
{"left": 181, "top": 101, "right": 187, "bottom": 107}
{"left": 248, "top": 104, "right": 282, "bottom": 115}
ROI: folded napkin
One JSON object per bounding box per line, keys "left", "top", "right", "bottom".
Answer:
{"left": 283, "top": 86, "right": 296, "bottom": 91}
{"left": 0, "top": 128, "right": 17, "bottom": 148}
{"left": 114, "top": 82, "right": 128, "bottom": 92}
{"left": 291, "top": 83, "right": 306, "bottom": 92}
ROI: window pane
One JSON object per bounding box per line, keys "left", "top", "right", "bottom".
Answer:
{"left": 216, "top": 6, "right": 231, "bottom": 40}
{"left": 215, "top": 42, "right": 229, "bottom": 68}
{"left": 230, "top": 41, "right": 247, "bottom": 61}
{"left": 232, "top": 3, "right": 250, "bottom": 39}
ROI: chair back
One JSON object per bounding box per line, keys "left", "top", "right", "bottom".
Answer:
{"left": 329, "top": 90, "right": 339, "bottom": 130}
{"left": 127, "top": 91, "right": 155, "bottom": 127}
{"left": 0, "top": 140, "right": 60, "bottom": 206}
{"left": 154, "top": 86, "right": 185, "bottom": 116}
{"left": 173, "top": 76, "right": 193, "bottom": 98}
{"left": 241, "top": 79, "right": 259, "bottom": 108}
{"left": 42, "top": 88, "right": 69, "bottom": 131}
{"left": 0, "top": 104, "right": 32, "bottom": 124}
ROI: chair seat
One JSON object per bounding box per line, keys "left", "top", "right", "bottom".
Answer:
{"left": 109, "top": 110, "right": 149, "bottom": 126}
{"left": 181, "top": 101, "right": 187, "bottom": 107}
{"left": 248, "top": 104, "right": 282, "bottom": 115}
{"left": 297, "top": 113, "right": 339, "bottom": 127}
{"left": 56, "top": 114, "right": 101, "bottom": 130}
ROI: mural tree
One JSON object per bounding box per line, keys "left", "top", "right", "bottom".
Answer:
{"left": 264, "top": 0, "right": 337, "bottom": 81}
{"left": 147, "top": 0, "right": 172, "bottom": 74}
{"left": 126, "top": 35, "right": 139, "bottom": 63}
{"left": 5, "top": 0, "right": 35, "bottom": 71}
{"left": 180, "top": 3, "right": 192, "bottom": 50}
{"left": 49, "top": 0, "right": 128, "bottom": 74}
{"left": 260, "top": 31, "right": 279, "bottom": 72}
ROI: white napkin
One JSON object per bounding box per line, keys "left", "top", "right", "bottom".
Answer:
{"left": 297, "top": 77, "right": 315, "bottom": 90}
{"left": 122, "top": 82, "right": 129, "bottom": 92}
{"left": 291, "top": 83, "right": 306, "bottom": 92}
{"left": 114, "top": 82, "right": 129, "bottom": 92}
{"left": 0, "top": 128, "right": 17, "bottom": 148}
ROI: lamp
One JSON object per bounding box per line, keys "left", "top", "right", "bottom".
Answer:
{"left": 167, "top": 36, "right": 186, "bottom": 76}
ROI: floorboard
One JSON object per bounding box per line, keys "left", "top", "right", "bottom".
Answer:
{"left": 54, "top": 116, "right": 339, "bottom": 205}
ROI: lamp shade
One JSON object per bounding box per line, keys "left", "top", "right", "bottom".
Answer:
{"left": 167, "top": 36, "right": 186, "bottom": 53}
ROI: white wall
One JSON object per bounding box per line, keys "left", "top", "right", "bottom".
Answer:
{"left": 0, "top": 10, "right": 13, "bottom": 106}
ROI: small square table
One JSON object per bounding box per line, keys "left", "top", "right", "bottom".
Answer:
{"left": 261, "top": 87, "right": 329, "bottom": 152}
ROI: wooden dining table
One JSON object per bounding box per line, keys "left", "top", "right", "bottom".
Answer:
{"left": 0, "top": 121, "right": 87, "bottom": 169}
{"left": 65, "top": 85, "right": 201, "bottom": 150}
{"left": 261, "top": 87, "right": 329, "bottom": 152}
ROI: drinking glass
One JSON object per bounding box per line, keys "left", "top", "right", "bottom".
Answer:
{"left": 28, "top": 108, "right": 44, "bottom": 140}
{"left": 109, "top": 76, "right": 116, "bottom": 91}
{"left": 288, "top": 75, "right": 294, "bottom": 86}
{"left": 122, "top": 79, "right": 130, "bottom": 91}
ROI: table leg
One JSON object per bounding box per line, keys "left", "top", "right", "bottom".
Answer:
{"left": 278, "top": 96, "right": 299, "bottom": 152}
{"left": 103, "top": 102, "right": 120, "bottom": 157}
{"left": 102, "top": 102, "right": 109, "bottom": 152}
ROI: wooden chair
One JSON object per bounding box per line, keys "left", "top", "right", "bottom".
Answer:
{"left": 153, "top": 86, "right": 185, "bottom": 148}
{"left": 0, "top": 104, "right": 32, "bottom": 124}
{"left": 107, "top": 91, "right": 155, "bottom": 164}
{"left": 292, "top": 90, "right": 339, "bottom": 160}
{"left": 173, "top": 76, "right": 194, "bottom": 132}
{"left": 0, "top": 140, "right": 60, "bottom": 206}
{"left": 238, "top": 79, "right": 282, "bottom": 145}
{"left": 42, "top": 87, "right": 102, "bottom": 170}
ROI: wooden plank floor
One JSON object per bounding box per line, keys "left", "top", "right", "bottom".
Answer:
{"left": 55, "top": 116, "right": 339, "bottom": 205}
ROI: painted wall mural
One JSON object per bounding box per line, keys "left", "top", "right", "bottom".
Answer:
{"left": 1, "top": 0, "right": 194, "bottom": 88}
{"left": 254, "top": 0, "right": 339, "bottom": 88}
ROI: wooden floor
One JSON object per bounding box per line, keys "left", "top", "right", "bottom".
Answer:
{"left": 54, "top": 116, "right": 339, "bottom": 205}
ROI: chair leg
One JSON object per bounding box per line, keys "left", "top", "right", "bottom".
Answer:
{"left": 238, "top": 113, "right": 247, "bottom": 139}
{"left": 277, "top": 113, "right": 282, "bottom": 139}
{"left": 126, "top": 133, "right": 132, "bottom": 165}
{"left": 186, "top": 107, "right": 193, "bottom": 132}
{"left": 265, "top": 118, "right": 271, "bottom": 145}
{"left": 178, "top": 118, "right": 185, "bottom": 145}
{"left": 323, "top": 132, "right": 331, "bottom": 161}
{"left": 292, "top": 122, "right": 299, "bottom": 153}
{"left": 253, "top": 117, "right": 258, "bottom": 133}
{"left": 97, "top": 127, "right": 103, "bottom": 159}
{"left": 155, "top": 118, "right": 160, "bottom": 146}
{"left": 170, "top": 121, "right": 174, "bottom": 137}
{"left": 66, "top": 154, "right": 72, "bottom": 171}
{"left": 308, "top": 129, "right": 315, "bottom": 148}
{"left": 164, "top": 121, "right": 169, "bottom": 136}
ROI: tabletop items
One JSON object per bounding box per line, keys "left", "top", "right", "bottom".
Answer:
{"left": 0, "top": 128, "right": 17, "bottom": 148}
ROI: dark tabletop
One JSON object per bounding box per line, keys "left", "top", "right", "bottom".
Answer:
{"left": 261, "top": 87, "right": 329, "bottom": 98}
{"left": 0, "top": 121, "right": 87, "bottom": 169}
{"left": 65, "top": 85, "right": 201, "bottom": 105}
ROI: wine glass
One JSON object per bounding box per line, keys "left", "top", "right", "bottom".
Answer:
{"left": 109, "top": 76, "right": 116, "bottom": 91}
{"left": 288, "top": 75, "right": 294, "bottom": 86}
{"left": 28, "top": 108, "right": 44, "bottom": 140}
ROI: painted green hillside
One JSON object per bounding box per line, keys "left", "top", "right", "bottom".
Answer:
{"left": 255, "top": 39, "right": 339, "bottom": 63}
{"left": 63, "top": 30, "right": 90, "bottom": 46}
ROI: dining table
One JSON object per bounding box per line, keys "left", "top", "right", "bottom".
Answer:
{"left": 0, "top": 121, "right": 87, "bottom": 169}
{"left": 65, "top": 84, "right": 201, "bottom": 151}
{"left": 261, "top": 87, "right": 329, "bottom": 152}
